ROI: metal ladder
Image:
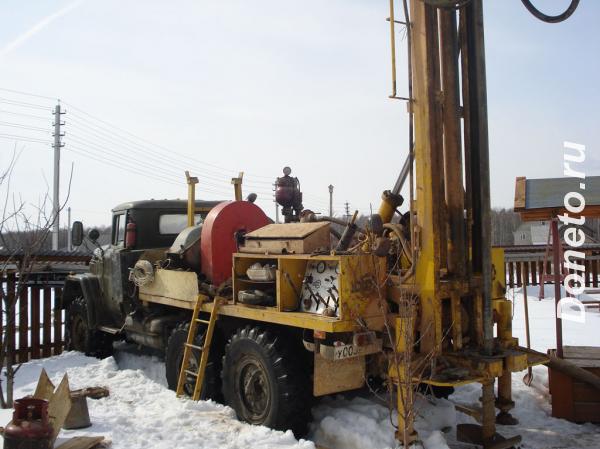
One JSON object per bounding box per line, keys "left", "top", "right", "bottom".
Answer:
{"left": 176, "top": 296, "right": 221, "bottom": 400}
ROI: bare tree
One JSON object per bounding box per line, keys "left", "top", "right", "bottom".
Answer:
{"left": 0, "top": 145, "right": 72, "bottom": 407}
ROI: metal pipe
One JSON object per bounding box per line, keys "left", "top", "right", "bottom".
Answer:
{"left": 551, "top": 219, "right": 564, "bottom": 358}
{"left": 464, "top": 0, "right": 494, "bottom": 355}
{"left": 185, "top": 171, "right": 198, "bottom": 227}
{"left": 392, "top": 154, "right": 411, "bottom": 195}
{"left": 389, "top": 0, "right": 398, "bottom": 98}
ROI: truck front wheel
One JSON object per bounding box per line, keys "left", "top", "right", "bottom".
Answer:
{"left": 65, "top": 297, "right": 113, "bottom": 358}
{"left": 221, "top": 326, "right": 311, "bottom": 436}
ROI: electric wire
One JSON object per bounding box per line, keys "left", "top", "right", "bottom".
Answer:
{"left": 66, "top": 119, "right": 274, "bottom": 194}
{"left": 0, "top": 121, "right": 51, "bottom": 133}
{"left": 0, "top": 88, "right": 367, "bottom": 211}
{"left": 66, "top": 134, "right": 238, "bottom": 196}
{"left": 62, "top": 101, "right": 275, "bottom": 180}
{"left": 65, "top": 112, "right": 273, "bottom": 190}
{"left": 0, "top": 133, "right": 52, "bottom": 145}
{"left": 0, "top": 98, "right": 53, "bottom": 111}
{"left": 0, "top": 87, "right": 58, "bottom": 102}
{"left": 0, "top": 109, "right": 50, "bottom": 121}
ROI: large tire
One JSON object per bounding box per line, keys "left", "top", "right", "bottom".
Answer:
{"left": 221, "top": 326, "right": 311, "bottom": 436}
{"left": 65, "top": 297, "right": 113, "bottom": 358}
{"left": 165, "top": 322, "right": 221, "bottom": 401}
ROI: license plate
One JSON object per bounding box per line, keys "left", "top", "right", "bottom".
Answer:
{"left": 333, "top": 343, "right": 358, "bottom": 360}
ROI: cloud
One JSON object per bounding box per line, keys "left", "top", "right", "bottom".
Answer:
{"left": 0, "top": 0, "right": 84, "bottom": 59}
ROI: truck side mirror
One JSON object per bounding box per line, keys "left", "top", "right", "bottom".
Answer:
{"left": 72, "top": 221, "right": 84, "bottom": 247}
{"left": 88, "top": 228, "right": 100, "bottom": 243}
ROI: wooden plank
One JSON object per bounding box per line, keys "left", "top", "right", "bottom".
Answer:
{"left": 514, "top": 176, "right": 526, "bottom": 210}
{"left": 573, "top": 402, "right": 600, "bottom": 423}
{"left": 573, "top": 382, "right": 600, "bottom": 402}
{"left": 519, "top": 205, "right": 600, "bottom": 222}
{"left": 507, "top": 262, "right": 514, "bottom": 288}
{"left": 18, "top": 283, "right": 28, "bottom": 363}
{"left": 563, "top": 346, "right": 600, "bottom": 360}
{"left": 515, "top": 262, "right": 522, "bottom": 287}
{"left": 244, "top": 222, "right": 329, "bottom": 239}
{"left": 564, "top": 358, "right": 600, "bottom": 369}
{"left": 6, "top": 272, "right": 16, "bottom": 363}
{"left": 43, "top": 287, "right": 52, "bottom": 358}
{"left": 586, "top": 259, "right": 592, "bottom": 287}
{"left": 48, "top": 374, "right": 72, "bottom": 445}
{"left": 33, "top": 368, "right": 55, "bottom": 401}
{"left": 524, "top": 261, "right": 530, "bottom": 287}
{"left": 54, "top": 287, "right": 63, "bottom": 354}
{"left": 31, "top": 287, "right": 41, "bottom": 359}
{"left": 531, "top": 260, "right": 538, "bottom": 285}
{"left": 55, "top": 437, "right": 105, "bottom": 449}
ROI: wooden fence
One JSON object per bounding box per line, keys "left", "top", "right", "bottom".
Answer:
{"left": 502, "top": 245, "right": 600, "bottom": 289}
{"left": 1, "top": 271, "right": 65, "bottom": 364}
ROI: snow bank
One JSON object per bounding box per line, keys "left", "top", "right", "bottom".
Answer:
{"left": 309, "top": 395, "right": 454, "bottom": 449}
{"left": 0, "top": 351, "right": 314, "bottom": 449}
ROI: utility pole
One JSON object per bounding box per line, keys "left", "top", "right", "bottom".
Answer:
{"left": 52, "top": 103, "right": 65, "bottom": 250}
{"left": 328, "top": 184, "right": 334, "bottom": 217}
{"left": 67, "top": 207, "right": 72, "bottom": 252}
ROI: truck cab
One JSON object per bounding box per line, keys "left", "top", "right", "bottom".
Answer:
{"left": 61, "top": 199, "right": 220, "bottom": 355}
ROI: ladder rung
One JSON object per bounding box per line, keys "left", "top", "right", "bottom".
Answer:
{"left": 196, "top": 319, "right": 211, "bottom": 325}
{"left": 184, "top": 370, "right": 199, "bottom": 377}
{"left": 185, "top": 343, "right": 204, "bottom": 351}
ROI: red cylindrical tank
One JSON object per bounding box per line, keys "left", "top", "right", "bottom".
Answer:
{"left": 200, "top": 201, "right": 269, "bottom": 286}
{"left": 3, "top": 398, "right": 53, "bottom": 449}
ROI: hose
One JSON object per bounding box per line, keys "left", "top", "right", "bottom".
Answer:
{"left": 521, "top": 0, "right": 580, "bottom": 23}
{"left": 383, "top": 223, "right": 413, "bottom": 266}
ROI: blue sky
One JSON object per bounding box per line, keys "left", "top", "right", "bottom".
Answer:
{"left": 0, "top": 0, "right": 597, "bottom": 227}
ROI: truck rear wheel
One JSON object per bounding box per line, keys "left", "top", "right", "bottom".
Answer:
{"left": 165, "top": 322, "right": 221, "bottom": 401}
{"left": 221, "top": 326, "right": 311, "bottom": 436}
{"left": 65, "top": 297, "right": 113, "bottom": 358}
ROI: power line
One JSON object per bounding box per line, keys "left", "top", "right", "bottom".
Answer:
{"left": 0, "top": 109, "right": 50, "bottom": 121}
{"left": 0, "top": 132, "right": 52, "bottom": 145}
{"left": 62, "top": 101, "right": 275, "bottom": 180}
{"left": 66, "top": 131, "right": 273, "bottom": 197}
{"left": 65, "top": 112, "right": 274, "bottom": 191}
{"left": 0, "top": 120, "right": 51, "bottom": 133}
{"left": 66, "top": 120, "right": 274, "bottom": 194}
{"left": 0, "top": 87, "right": 58, "bottom": 102}
{"left": 0, "top": 97, "right": 53, "bottom": 111}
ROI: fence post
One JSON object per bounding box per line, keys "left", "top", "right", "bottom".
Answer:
{"left": 31, "top": 287, "right": 41, "bottom": 359}
{"left": 18, "top": 284, "right": 29, "bottom": 363}
{"left": 43, "top": 288, "right": 52, "bottom": 358}
{"left": 53, "top": 287, "right": 63, "bottom": 354}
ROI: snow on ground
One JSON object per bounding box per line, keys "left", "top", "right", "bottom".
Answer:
{"left": 1, "top": 284, "right": 598, "bottom": 448}
{"left": 0, "top": 350, "right": 313, "bottom": 449}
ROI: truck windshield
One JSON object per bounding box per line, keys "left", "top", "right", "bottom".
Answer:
{"left": 159, "top": 214, "right": 203, "bottom": 235}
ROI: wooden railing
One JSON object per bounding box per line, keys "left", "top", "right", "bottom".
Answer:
{"left": 502, "top": 244, "right": 600, "bottom": 289}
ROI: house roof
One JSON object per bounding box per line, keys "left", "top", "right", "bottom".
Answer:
{"left": 514, "top": 176, "right": 600, "bottom": 220}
